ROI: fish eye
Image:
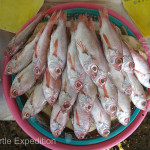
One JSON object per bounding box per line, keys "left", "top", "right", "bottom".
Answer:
{"left": 86, "top": 104, "right": 92, "bottom": 112}
{"left": 124, "top": 118, "right": 130, "bottom": 124}
{"left": 75, "top": 81, "right": 82, "bottom": 88}
{"left": 110, "top": 105, "right": 116, "bottom": 113}
{"left": 54, "top": 129, "right": 61, "bottom": 136}
{"left": 115, "top": 58, "right": 123, "bottom": 65}
{"left": 91, "top": 65, "right": 98, "bottom": 73}
{"left": 103, "top": 129, "right": 110, "bottom": 136}
{"left": 25, "top": 113, "right": 31, "bottom": 119}
{"left": 63, "top": 102, "right": 70, "bottom": 109}
{"left": 125, "top": 88, "right": 132, "bottom": 96}
{"left": 141, "top": 101, "right": 147, "bottom": 107}
{"left": 12, "top": 89, "right": 18, "bottom": 97}
{"left": 35, "top": 67, "right": 41, "bottom": 74}
{"left": 99, "top": 78, "right": 106, "bottom": 86}
{"left": 7, "top": 66, "right": 12, "bottom": 73}
{"left": 129, "top": 62, "right": 135, "bottom": 69}
{"left": 55, "top": 67, "right": 62, "bottom": 75}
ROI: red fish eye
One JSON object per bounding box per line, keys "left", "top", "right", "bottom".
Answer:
{"left": 125, "top": 88, "right": 132, "bottom": 96}
{"left": 124, "top": 118, "right": 130, "bottom": 124}
{"left": 35, "top": 67, "right": 41, "bottom": 74}
{"left": 75, "top": 81, "right": 82, "bottom": 88}
{"left": 110, "top": 105, "right": 117, "bottom": 113}
{"left": 12, "top": 89, "right": 18, "bottom": 97}
{"left": 91, "top": 65, "right": 98, "bottom": 73}
{"left": 48, "top": 97, "right": 56, "bottom": 105}
{"left": 99, "top": 78, "right": 106, "bottom": 85}
{"left": 115, "top": 58, "right": 123, "bottom": 65}
{"left": 55, "top": 67, "right": 62, "bottom": 75}
{"left": 79, "top": 133, "right": 85, "bottom": 139}
{"left": 7, "top": 66, "right": 12, "bottom": 73}
{"left": 129, "top": 62, "right": 135, "bottom": 69}
{"left": 103, "top": 129, "right": 110, "bottom": 136}
{"left": 25, "top": 113, "right": 31, "bottom": 119}
{"left": 63, "top": 102, "right": 70, "bottom": 109}
{"left": 54, "top": 129, "right": 61, "bottom": 136}
{"left": 141, "top": 100, "right": 147, "bottom": 107}
{"left": 86, "top": 104, "right": 92, "bottom": 112}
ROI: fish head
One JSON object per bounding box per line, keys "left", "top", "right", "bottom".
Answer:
{"left": 104, "top": 97, "right": 117, "bottom": 117}
{"left": 22, "top": 107, "right": 33, "bottom": 120}
{"left": 141, "top": 74, "right": 150, "bottom": 88}
{"left": 122, "top": 56, "right": 135, "bottom": 73}
{"left": 74, "top": 126, "right": 88, "bottom": 139}
{"left": 109, "top": 50, "right": 123, "bottom": 71}
{"left": 97, "top": 122, "right": 110, "bottom": 138}
{"left": 51, "top": 123, "right": 63, "bottom": 138}
{"left": 136, "top": 99, "right": 147, "bottom": 110}
{"left": 5, "top": 65, "right": 13, "bottom": 75}
{"left": 117, "top": 111, "right": 130, "bottom": 126}
{"left": 10, "top": 84, "right": 21, "bottom": 98}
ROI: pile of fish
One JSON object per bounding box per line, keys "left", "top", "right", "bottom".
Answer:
{"left": 4, "top": 8, "right": 149, "bottom": 139}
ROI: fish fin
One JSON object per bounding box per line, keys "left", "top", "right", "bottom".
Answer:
{"left": 87, "top": 17, "right": 95, "bottom": 31}
{"left": 103, "top": 86, "right": 109, "bottom": 98}
{"left": 30, "top": 92, "right": 34, "bottom": 105}
{"left": 103, "top": 34, "right": 112, "bottom": 49}
{"left": 76, "top": 110, "right": 80, "bottom": 126}
{"left": 70, "top": 19, "right": 77, "bottom": 32}
{"left": 63, "top": 80, "right": 67, "bottom": 92}
{"left": 48, "top": 11, "right": 60, "bottom": 26}
{"left": 68, "top": 52, "right": 75, "bottom": 70}
{"left": 76, "top": 40, "right": 88, "bottom": 55}
{"left": 36, "top": 25, "right": 45, "bottom": 38}
{"left": 53, "top": 39, "right": 58, "bottom": 57}
{"left": 34, "top": 43, "right": 38, "bottom": 58}
{"left": 98, "top": 16, "right": 102, "bottom": 29}
{"left": 54, "top": 110, "right": 61, "bottom": 122}
{"left": 17, "top": 73, "right": 24, "bottom": 83}
{"left": 15, "top": 48, "right": 25, "bottom": 59}
{"left": 118, "top": 106, "right": 124, "bottom": 112}
{"left": 46, "top": 69, "right": 51, "bottom": 88}
{"left": 59, "top": 11, "right": 67, "bottom": 22}
{"left": 111, "top": 22, "right": 117, "bottom": 32}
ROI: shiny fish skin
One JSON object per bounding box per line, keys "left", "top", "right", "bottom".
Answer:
{"left": 4, "top": 8, "right": 50, "bottom": 57}
{"left": 43, "top": 69, "right": 61, "bottom": 105}
{"left": 75, "top": 15, "right": 109, "bottom": 88}
{"left": 67, "top": 20, "right": 86, "bottom": 93}
{"left": 109, "top": 65, "right": 132, "bottom": 96}
{"left": 99, "top": 8, "right": 123, "bottom": 71}
{"left": 10, "top": 63, "right": 36, "bottom": 98}
{"left": 121, "top": 41, "right": 135, "bottom": 73}
{"left": 129, "top": 46, "right": 150, "bottom": 88}
{"left": 33, "top": 12, "right": 59, "bottom": 79}
{"left": 98, "top": 77, "right": 118, "bottom": 117}
{"left": 73, "top": 99, "right": 91, "bottom": 139}
{"left": 78, "top": 75, "right": 97, "bottom": 113}
{"left": 5, "top": 26, "right": 45, "bottom": 75}
{"left": 91, "top": 97, "right": 111, "bottom": 138}
{"left": 48, "top": 12, "right": 68, "bottom": 80}
{"left": 126, "top": 73, "right": 147, "bottom": 110}
{"left": 50, "top": 101, "right": 69, "bottom": 138}
{"left": 58, "top": 68, "right": 77, "bottom": 112}
{"left": 117, "top": 90, "right": 131, "bottom": 126}
{"left": 22, "top": 83, "right": 47, "bottom": 119}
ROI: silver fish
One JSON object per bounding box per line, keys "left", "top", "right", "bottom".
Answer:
{"left": 73, "top": 99, "right": 91, "bottom": 139}
{"left": 58, "top": 68, "right": 77, "bottom": 112}
{"left": 4, "top": 8, "right": 50, "bottom": 57}
{"left": 10, "top": 63, "right": 36, "bottom": 98}
{"left": 91, "top": 97, "right": 111, "bottom": 138}
{"left": 5, "top": 26, "right": 45, "bottom": 75}
{"left": 75, "top": 15, "right": 109, "bottom": 88}
{"left": 50, "top": 101, "right": 69, "bottom": 138}
{"left": 99, "top": 8, "right": 123, "bottom": 71}
{"left": 78, "top": 75, "right": 97, "bottom": 113}
{"left": 117, "top": 90, "right": 131, "bottom": 126}
{"left": 48, "top": 11, "right": 68, "bottom": 80}
{"left": 67, "top": 19, "right": 86, "bottom": 93}
{"left": 43, "top": 69, "right": 61, "bottom": 105}
{"left": 22, "top": 83, "right": 47, "bottom": 119}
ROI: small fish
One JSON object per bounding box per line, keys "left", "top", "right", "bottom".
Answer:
{"left": 91, "top": 97, "right": 111, "bottom": 138}
{"left": 50, "top": 101, "right": 69, "bottom": 138}
{"left": 43, "top": 69, "right": 61, "bottom": 105}
{"left": 99, "top": 8, "right": 123, "bottom": 71}
{"left": 126, "top": 73, "right": 147, "bottom": 110}
{"left": 5, "top": 26, "right": 45, "bottom": 75}
{"left": 117, "top": 90, "right": 131, "bottom": 126}
{"left": 98, "top": 77, "right": 118, "bottom": 117}
{"left": 4, "top": 8, "right": 50, "bottom": 57}
{"left": 121, "top": 41, "right": 135, "bottom": 73}
{"left": 48, "top": 11, "right": 68, "bottom": 80}
{"left": 22, "top": 83, "right": 47, "bottom": 119}
{"left": 128, "top": 45, "right": 150, "bottom": 88}
{"left": 73, "top": 99, "right": 91, "bottom": 139}
{"left": 75, "top": 15, "right": 109, "bottom": 88}
{"left": 33, "top": 11, "right": 59, "bottom": 79}
{"left": 109, "top": 64, "right": 132, "bottom": 96}
{"left": 10, "top": 63, "right": 36, "bottom": 98}
{"left": 78, "top": 75, "right": 97, "bottom": 113}
{"left": 67, "top": 19, "right": 86, "bottom": 93}
{"left": 58, "top": 68, "right": 77, "bottom": 112}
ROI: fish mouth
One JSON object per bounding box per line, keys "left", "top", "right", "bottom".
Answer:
{"left": 76, "top": 133, "right": 86, "bottom": 140}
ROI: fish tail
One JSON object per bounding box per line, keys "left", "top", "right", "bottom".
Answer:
{"left": 78, "top": 14, "right": 88, "bottom": 24}
{"left": 59, "top": 11, "right": 67, "bottom": 22}
{"left": 41, "top": 8, "right": 52, "bottom": 16}
{"left": 70, "top": 19, "right": 77, "bottom": 32}
{"left": 48, "top": 11, "right": 60, "bottom": 26}
{"left": 99, "top": 7, "right": 109, "bottom": 20}
{"left": 87, "top": 17, "right": 95, "bottom": 31}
